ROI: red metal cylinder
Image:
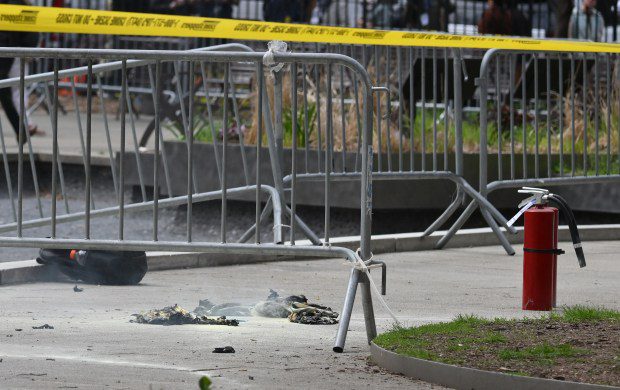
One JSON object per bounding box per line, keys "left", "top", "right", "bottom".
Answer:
{"left": 523, "top": 205, "right": 558, "bottom": 311}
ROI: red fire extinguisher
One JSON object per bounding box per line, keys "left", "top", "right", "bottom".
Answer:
{"left": 510, "top": 187, "right": 586, "bottom": 311}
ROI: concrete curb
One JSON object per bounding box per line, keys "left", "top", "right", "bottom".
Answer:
{"left": 2, "top": 224, "right": 620, "bottom": 285}
{"left": 369, "top": 342, "right": 618, "bottom": 390}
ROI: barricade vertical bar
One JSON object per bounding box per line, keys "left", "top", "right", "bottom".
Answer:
{"left": 314, "top": 44, "right": 322, "bottom": 173}
{"left": 443, "top": 49, "right": 449, "bottom": 171}
{"left": 17, "top": 58, "right": 24, "bottom": 237}
{"left": 594, "top": 54, "right": 600, "bottom": 175}
{"left": 409, "top": 47, "right": 415, "bottom": 172}
{"left": 583, "top": 55, "right": 588, "bottom": 176}
{"left": 118, "top": 60, "right": 126, "bottom": 240}
{"left": 522, "top": 56, "right": 527, "bottom": 180}
{"left": 496, "top": 57, "right": 502, "bottom": 181}
{"left": 606, "top": 54, "right": 611, "bottom": 174}
{"left": 509, "top": 54, "right": 515, "bottom": 180}
{"left": 230, "top": 64, "right": 249, "bottom": 184}
{"left": 256, "top": 62, "right": 263, "bottom": 244}
{"left": 174, "top": 61, "right": 198, "bottom": 194}
{"left": 386, "top": 47, "right": 392, "bottom": 172}
{"left": 353, "top": 45, "right": 362, "bottom": 172}
{"left": 432, "top": 48, "right": 437, "bottom": 171}
{"left": 85, "top": 60, "right": 92, "bottom": 240}
{"left": 51, "top": 58, "right": 58, "bottom": 238}
{"left": 325, "top": 64, "right": 333, "bottom": 244}
{"left": 125, "top": 81, "right": 147, "bottom": 201}
{"left": 153, "top": 60, "right": 161, "bottom": 242}
{"left": 375, "top": 46, "right": 382, "bottom": 172}
{"left": 339, "top": 49, "right": 346, "bottom": 171}
{"left": 221, "top": 63, "right": 229, "bottom": 244}
{"left": 188, "top": 61, "right": 195, "bottom": 243}
{"left": 360, "top": 73, "right": 376, "bottom": 345}
{"left": 546, "top": 57, "right": 552, "bottom": 178}
{"left": 96, "top": 75, "right": 118, "bottom": 196}
{"left": 291, "top": 62, "right": 298, "bottom": 244}
{"left": 421, "top": 48, "right": 426, "bottom": 171}
{"left": 199, "top": 62, "right": 222, "bottom": 185}
{"left": 571, "top": 54, "right": 576, "bottom": 176}
{"left": 453, "top": 48, "right": 463, "bottom": 177}
{"left": 70, "top": 78, "right": 90, "bottom": 189}
{"left": 147, "top": 65, "right": 173, "bottom": 197}
{"left": 397, "top": 47, "right": 403, "bottom": 172}
{"left": 534, "top": 53, "right": 539, "bottom": 178}
{"left": 559, "top": 54, "right": 564, "bottom": 177}
{"left": 302, "top": 63, "right": 309, "bottom": 173}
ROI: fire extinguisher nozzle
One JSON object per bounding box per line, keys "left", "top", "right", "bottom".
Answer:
{"left": 575, "top": 247, "right": 586, "bottom": 268}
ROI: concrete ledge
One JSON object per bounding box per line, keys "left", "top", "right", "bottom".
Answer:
{"left": 370, "top": 342, "right": 616, "bottom": 390}
{"left": 2, "top": 224, "right": 620, "bottom": 285}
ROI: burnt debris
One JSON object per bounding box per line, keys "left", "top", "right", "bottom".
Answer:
{"left": 131, "top": 304, "right": 239, "bottom": 326}
{"left": 133, "top": 291, "right": 339, "bottom": 326}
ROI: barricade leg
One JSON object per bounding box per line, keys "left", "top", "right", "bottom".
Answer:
{"left": 333, "top": 268, "right": 360, "bottom": 353}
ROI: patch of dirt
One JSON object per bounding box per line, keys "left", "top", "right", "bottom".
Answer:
{"left": 389, "top": 319, "right": 619, "bottom": 386}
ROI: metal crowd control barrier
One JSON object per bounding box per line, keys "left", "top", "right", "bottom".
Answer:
{"left": 442, "top": 48, "right": 620, "bottom": 254}
{"left": 282, "top": 44, "right": 517, "bottom": 252}
{"left": 0, "top": 46, "right": 382, "bottom": 352}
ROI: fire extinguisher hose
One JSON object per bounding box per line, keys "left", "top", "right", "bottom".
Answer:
{"left": 547, "top": 194, "right": 587, "bottom": 268}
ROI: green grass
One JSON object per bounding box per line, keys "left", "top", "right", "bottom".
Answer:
{"left": 556, "top": 305, "right": 620, "bottom": 322}
{"left": 374, "top": 306, "right": 619, "bottom": 366}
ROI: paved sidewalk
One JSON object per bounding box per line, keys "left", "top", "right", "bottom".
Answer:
{"left": 0, "top": 242, "right": 617, "bottom": 389}
{"left": 1, "top": 110, "right": 156, "bottom": 165}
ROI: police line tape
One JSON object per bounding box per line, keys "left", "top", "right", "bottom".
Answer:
{"left": 1, "top": 4, "right": 620, "bottom": 53}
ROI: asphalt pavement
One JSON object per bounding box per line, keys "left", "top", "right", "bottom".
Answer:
{"left": 0, "top": 241, "right": 618, "bottom": 389}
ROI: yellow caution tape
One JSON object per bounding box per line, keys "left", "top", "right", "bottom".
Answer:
{"left": 1, "top": 4, "right": 620, "bottom": 53}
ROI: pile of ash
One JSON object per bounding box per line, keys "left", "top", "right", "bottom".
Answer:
{"left": 132, "top": 304, "right": 239, "bottom": 326}
{"left": 132, "top": 290, "right": 338, "bottom": 326}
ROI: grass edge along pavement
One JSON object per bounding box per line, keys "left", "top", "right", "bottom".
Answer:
{"left": 373, "top": 305, "right": 620, "bottom": 387}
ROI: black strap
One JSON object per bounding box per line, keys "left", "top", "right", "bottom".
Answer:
{"left": 523, "top": 247, "right": 565, "bottom": 255}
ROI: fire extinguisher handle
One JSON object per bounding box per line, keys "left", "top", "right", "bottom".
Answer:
{"left": 548, "top": 194, "right": 587, "bottom": 268}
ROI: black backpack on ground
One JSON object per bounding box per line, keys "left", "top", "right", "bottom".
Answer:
{"left": 36, "top": 249, "right": 148, "bottom": 285}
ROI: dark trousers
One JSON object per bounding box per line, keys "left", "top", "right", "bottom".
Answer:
{"left": 0, "top": 58, "right": 21, "bottom": 137}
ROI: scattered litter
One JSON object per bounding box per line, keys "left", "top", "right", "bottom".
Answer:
{"left": 131, "top": 304, "right": 238, "bottom": 326}
{"left": 14, "top": 329, "right": 22, "bottom": 332}
{"left": 73, "top": 285, "right": 83, "bottom": 293}
{"left": 248, "top": 376, "right": 254, "bottom": 380}
{"left": 212, "top": 346, "right": 235, "bottom": 354}
{"left": 32, "top": 324, "right": 54, "bottom": 330}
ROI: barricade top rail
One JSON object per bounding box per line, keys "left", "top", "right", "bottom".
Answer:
{"left": 0, "top": 43, "right": 255, "bottom": 89}
{"left": 0, "top": 47, "right": 374, "bottom": 94}
{"left": 3, "top": 4, "right": 620, "bottom": 53}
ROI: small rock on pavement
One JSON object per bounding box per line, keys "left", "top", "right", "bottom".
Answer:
{"left": 212, "top": 346, "right": 235, "bottom": 354}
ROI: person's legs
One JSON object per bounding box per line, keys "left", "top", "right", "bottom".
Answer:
{"left": 0, "top": 86, "right": 22, "bottom": 138}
